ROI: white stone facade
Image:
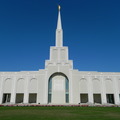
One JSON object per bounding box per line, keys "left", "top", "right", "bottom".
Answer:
{"left": 0, "top": 9, "right": 120, "bottom": 105}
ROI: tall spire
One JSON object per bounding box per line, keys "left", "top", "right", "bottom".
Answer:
{"left": 56, "top": 5, "right": 63, "bottom": 47}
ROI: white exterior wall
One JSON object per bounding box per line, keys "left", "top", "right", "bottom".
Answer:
{"left": 0, "top": 68, "right": 120, "bottom": 105}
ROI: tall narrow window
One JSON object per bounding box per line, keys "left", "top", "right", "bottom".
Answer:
{"left": 48, "top": 78, "right": 52, "bottom": 103}
{"left": 65, "top": 78, "right": 69, "bottom": 103}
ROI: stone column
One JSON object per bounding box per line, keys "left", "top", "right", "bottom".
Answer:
{"left": 113, "top": 77, "right": 119, "bottom": 105}
{"left": 0, "top": 76, "right": 4, "bottom": 104}
{"left": 10, "top": 76, "right": 17, "bottom": 104}
{"left": 101, "top": 76, "right": 107, "bottom": 104}
{"left": 88, "top": 77, "right": 93, "bottom": 104}
{"left": 23, "top": 76, "right": 29, "bottom": 104}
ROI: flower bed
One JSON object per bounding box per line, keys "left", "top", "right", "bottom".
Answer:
{"left": 0, "top": 104, "right": 119, "bottom": 107}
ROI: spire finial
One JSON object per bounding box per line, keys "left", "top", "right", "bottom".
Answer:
{"left": 58, "top": 5, "right": 61, "bottom": 11}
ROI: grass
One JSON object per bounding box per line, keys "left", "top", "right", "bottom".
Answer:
{"left": 0, "top": 106, "right": 120, "bottom": 120}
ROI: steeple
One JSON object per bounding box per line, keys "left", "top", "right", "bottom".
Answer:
{"left": 45, "top": 5, "right": 73, "bottom": 69}
{"left": 56, "top": 5, "right": 63, "bottom": 47}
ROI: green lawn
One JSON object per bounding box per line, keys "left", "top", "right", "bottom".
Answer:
{"left": 0, "top": 106, "right": 120, "bottom": 120}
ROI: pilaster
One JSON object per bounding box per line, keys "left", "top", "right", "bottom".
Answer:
{"left": 44, "top": 70, "right": 48, "bottom": 104}
{"left": 10, "top": 76, "right": 17, "bottom": 104}
{"left": 69, "top": 70, "right": 73, "bottom": 104}
{"left": 113, "top": 77, "right": 120, "bottom": 105}
{"left": 23, "top": 76, "right": 29, "bottom": 103}
{"left": 101, "top": 76, "right": 107, "bottom": 104}
{"left": 88, "top": 77, "right": 93, "bottom": 104}
{"left": 0, "top": 76, "right": 4, "bottom": 104}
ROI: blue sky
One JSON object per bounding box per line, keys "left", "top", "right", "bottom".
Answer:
{"left": 0, "top": 0, "right": 120, "bottom": 72}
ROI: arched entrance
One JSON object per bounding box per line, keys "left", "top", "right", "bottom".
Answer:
{"left": 48, "top": 73, "right": 69, "bottom": 104}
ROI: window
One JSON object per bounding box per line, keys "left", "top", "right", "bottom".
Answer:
{"left": 106, "top": 94, "right": 115, "bottom": 104}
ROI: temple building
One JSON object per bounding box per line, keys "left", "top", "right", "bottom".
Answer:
{"left": 0, "top": 7, "right": 120, "bottom": 105}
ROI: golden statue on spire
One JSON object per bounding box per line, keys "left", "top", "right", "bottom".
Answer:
{"left": 58, "top": 5, "right": 61, "bottom": 11}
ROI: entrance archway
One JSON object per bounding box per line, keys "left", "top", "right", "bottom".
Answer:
{"left": 48, "top": 73, "right": 69, "bottom": 104}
